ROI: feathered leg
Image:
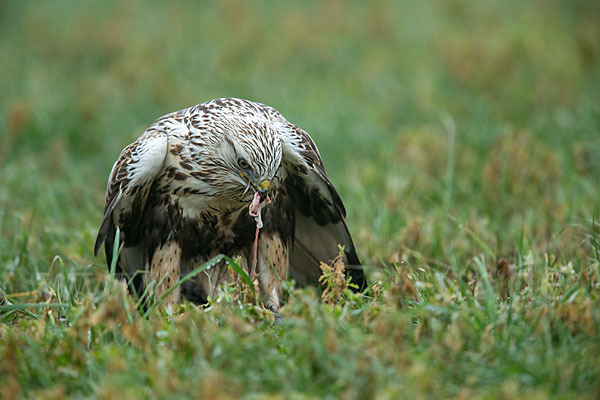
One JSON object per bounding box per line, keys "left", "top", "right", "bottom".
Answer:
{"left": 146, "top": 240, "right": 182, "bottom": 313}
{"left": 257, "top": 234, "right": 289, "bottom": 310}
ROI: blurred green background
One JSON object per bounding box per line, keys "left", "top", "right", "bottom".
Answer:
{"left": 2, "top": 0, "right": 598, "bottom": 277}
{"left": 1, "top": 0, "right": 599, "bottom": 287}
{"left": 1, "top": 0, "right": 600, "bottom": 397}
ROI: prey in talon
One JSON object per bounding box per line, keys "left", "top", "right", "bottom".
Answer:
{"left": 95, "top": 98, "right": 366, "bottom": 312}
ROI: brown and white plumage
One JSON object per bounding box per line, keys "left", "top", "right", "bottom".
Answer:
{"left": 95, "top": 98, "right": 365, "bottom": 310}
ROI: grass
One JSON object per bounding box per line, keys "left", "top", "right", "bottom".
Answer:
{"left": 1, "top": 0, "right": 599, "bottom": 398}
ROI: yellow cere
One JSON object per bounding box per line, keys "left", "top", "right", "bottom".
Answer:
{"left": 258, "top": 179, "right": 270, "bottom": 191}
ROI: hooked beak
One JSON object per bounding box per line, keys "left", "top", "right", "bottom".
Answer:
{"left": 257, "top": 179, "right": 270, "bottom": 201}
{"left": 240, "top": 172, "right": 270, "bottom": 201}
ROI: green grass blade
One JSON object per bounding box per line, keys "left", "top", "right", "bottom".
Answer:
{"left": 223, "top": 255, "right": 256, "bottom": 297}
{"left": 109, "top": 227, "right": 122, "bottom": 278}
{"left": 473, "top": 256, "right": 497, "bottom": 322}
{"left": 143, "top": 254, "right": 225, "bottom": 317}
{"left": 0, "top": 303, "right": 69, "bottom": 312}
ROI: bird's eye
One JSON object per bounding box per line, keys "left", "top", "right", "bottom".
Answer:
{"left": 237, "top": 158, "right": 250, "bottom": 169}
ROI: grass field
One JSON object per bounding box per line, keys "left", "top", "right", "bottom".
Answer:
{"left": 1, "top": 0, "right": 599, "bottom": 398}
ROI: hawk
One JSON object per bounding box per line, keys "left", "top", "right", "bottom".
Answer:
{"left": 94, "top": 98, "right": 365, "bottom": 310}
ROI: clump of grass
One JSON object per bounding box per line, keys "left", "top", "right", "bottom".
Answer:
{"left": 319, "top": 246, "right": 353, "bottom": 306}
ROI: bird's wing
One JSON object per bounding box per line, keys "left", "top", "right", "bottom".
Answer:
{"left": 94, "top": 129, "right": 168, "bottom": 284}
{"left": 278, "top": 121, "right": 366, "bottom": 290}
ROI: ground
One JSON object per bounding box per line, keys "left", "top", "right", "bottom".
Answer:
{"left": 0, "top": 1, "right": 599, "bottom": 398}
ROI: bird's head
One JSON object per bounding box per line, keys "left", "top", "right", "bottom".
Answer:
{"left": 208, "top": 121, "right": 282, "bottom": 203}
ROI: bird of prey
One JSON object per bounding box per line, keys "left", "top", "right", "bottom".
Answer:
{"left": 95, "top": 98, "right": 365, "bottom": 310}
